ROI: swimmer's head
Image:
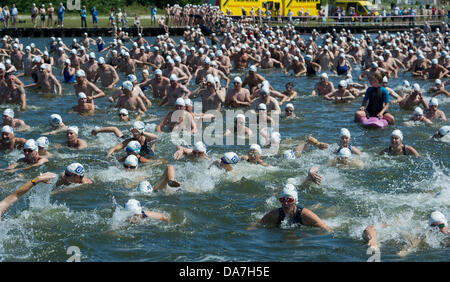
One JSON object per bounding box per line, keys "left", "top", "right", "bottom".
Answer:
{"left": 279, "top": 184, "right": 298, "bottom": 205}
{"left": 50, "top": 114, "right": 62, "bottom": 127}
{"left": 249, "top": 143, "right": 262, "bottom": 157}
{"left": 340, "top": 128, "right": 351, "bottom": 146}
{"left": 271, "top": 132, "right": 281, "bottom": 145}
{"left": 126, "top": 140, "right": 141, "bottom": 155}
{"left": 125, "top": 199, "right": 142, "bottom": 214}
{"left": 2, "top": 108, "right": 14, "bottom": 123}
{"left": 23, "top": 139, "right": 38, "bottom": 157}
{"left": 36, "top": 136, "right": 49, "bottom": 150}
{"left": 65, "top": 163, "right": 85, "bottom": 178}
{"left": 429, "top": 98, "right": 438, "bottom": 108}
{"left": 283, "top": 150, "right": 296, "bottom": 160}
{"left": 124, "top": 155, "right": 139, "bottom": 169}
{"left": 390, "top": 129, "right": 403, "bottom": 145}
{"left": 175, "top": 97, "right": 186, "bottom": 110}
{"left": 122, "top": 81, "right": 133, "bottom": 92}
{"left": 193, "top": 141, "right": 206, "bottom": 156}
{"left": 221, "top": 152, "right": 239, "bottom": 165}
{"left": 434, "top": 125, "right": 450, "bottom": 139}
{"left": 413, "top": 107, "right": 424, "bottom": 119}
{"left": 337, "top": 147, "right": 351, "bottom": 163}
{"left": 137, "top": 181, "right": 153, "bottom": 193}
{"left": 429, "top": 211, "right": 447, "bottom": 232}
{"left": 67, "top": 126, "right": 79, "bottom": 139}
{"left": 132, "top": 121, "right": 145, "bottom": 135}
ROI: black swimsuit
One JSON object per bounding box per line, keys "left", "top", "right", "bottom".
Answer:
{"left": 388, "top": 145, "right": 407, "bottom": 155}
{"left": 277, "top": 205, "right": 304, "bottom": 226}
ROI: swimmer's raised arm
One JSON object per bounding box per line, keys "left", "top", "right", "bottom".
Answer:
{"left": 0, "top": 172, "right": 57, "bottom": 219}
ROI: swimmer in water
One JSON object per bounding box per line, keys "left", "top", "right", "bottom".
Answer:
{"left": 1, "top": 139, "right": 49, "bottom": 173}
{"left": 69, "top": 92, "right": 95, "bottom": 116}
{"left": 41, "top": 114, "right": 67, "bottom": 135}
{"left": 173, "top": 141, "right": 209, "bottom": 160}
{"left": 64, "top": 126, "right": 88, "bottom": 149}
{"left": 362, "top": 211, "right": 449, "bottom": 252}
{"left": 432, "top": 126, "right": 450, "bottom": 139}
{"left": 0, "top": 125, "right": 26, "bottom": 151}
{"left": 335, "top": 128, "right": 361, "bottom": 155}
{"left": 54, "top": 162, "right": 93, "bottom": 188}
{"left": 0, "top": 172, "right": 57, "bottom": 220}
{"left": 1, "top": 108, "right": 30, "bottom": 132}
{"left": 251, "top": 184, "right": 332, "bottom": 232}
{"left": 208, "top": 152, "right": 239, "bottom": 172}
{"left": 239, "top": 144, "right": 270, "bottom": 167}
{"left": 408, "top": 107, "right": 433, "bottom": 125}
{"left": 424, "top": 98, "right": 447, "bottom": 122}
{"left": 380, "top": 130, "right": 419, "bottom": 156}
{"left": 282, "top": 103, "right": 295, "bottom": 118}
{"left": 328, "top": 147, "right": 364, "bottom": 168}
{"left": 124, "top": 199, "right": 169, "bottom": 223}
{"left": 36, "top": 136, "right": 52, "bottom": 158}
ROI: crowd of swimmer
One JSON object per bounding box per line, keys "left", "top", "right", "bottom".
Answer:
{"left": 0, "top": 20, "right": 449, "bottom": 253}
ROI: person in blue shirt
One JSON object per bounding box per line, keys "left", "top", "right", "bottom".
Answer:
{"left": 80, "top": 5, "right": 87, "bottom": 27}
{"left": 354, "top": 73, "right": 395, "bottom": 124}
{"left": 151, "top": 7, "right": 157, "bottom": 25}
{"left": 91, "top": 6, "right": 98, "bottom": 27}
{"left": 57, "top": 3, "right": 65, "bottom": 27}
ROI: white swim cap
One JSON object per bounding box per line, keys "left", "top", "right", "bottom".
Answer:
{"left": 438, "top": 126, "right": 450, "bottom": 136}
{"left": 64, "top": 59, "right": 71, "bottom": 65}
{"left": 221, "top": 152, "right": 239, "bottom": 164}
{"left": 66, "top": 163, "right": 85, "bottom": 176}
{"left": 432, "top": 59, "right": 438, "bottom": 64}
{"left": 119, "top": 108, "right": 129, "bottom": 116}
{"left": 3, "top": 108, "right": 14, "bottom": 118}
{"left": 124, "top": 155, "right": 139, "bottom": 168}
{"left": 413, "top": 83, "right": 421, "bottom": 92}
{"left": 337, "top": 147, "right": 351, "bottom": 158}
{"left": 184, "top": 98, "right": 192, "bottom": 107}
{"left": 235, "top": 114, "right": 245, "bottom": 121}
{"left": 137, "top": 181, "right": 153, "bottom": 193}
{"left": 132, "top": 121, "right": 145, "bottom": 132}
{"left": 2, "top": 125, "right": 13, "bottom": 134}
{"left": 434, "top": 79, "right": 442, "bottom": 85}
{"left": 77, "top": 92, "right": 87, "bottom": 99}
{"left": 382, "top": 76, "right": 388, "bottom": 83}
{"left": 271, "top": 132, "right": 281, "bottom": 144}
{"left": 40, "top": 64, "right": 48, "bottom": 70}
{"left": 155, "top": 69, "right": 162, "bottom": 75}
{"left": 249, "top": 65, "right": 257, "bottom": 72}
{"left": 429, "top": 211, "right": 447, "bottom": 228}
{"left": 89, "top": 52, "right": 96, "bottom": 59}
{"left": 170, "top": 74, "right": 178, "bottom": 81}
{"left": 127, "top": 74, "right": 137, "bottom": 82}
{"left": 340, "top": 128, "right": 351, "bottom": 138}
{"left": 283, "top": 150, "right": 296, "bottom": 160}
{"left": 24, "top": 139, "right": 38, "bottom": 151}
{"left": 429, "top": 98, "right": 438, "bottom": 106}
{"left": 50, "top": 114, "right": 62, "bottom": 126}
{"left": 320, "top": 73, "right": 328, "bottom": 79}
{"left": 257, "top": 103, "right": 267, "bottom": 111}
{"left": 391, "top": 129, "right": 403, "bottom": 141}
{"left": 403, "top": 80, "right": 411, "bottom": 88}
{"left": 414, "top": 107, "right": 423, "bottom": 116}
{"left": 371, "top": 62, "right": 378, "bottom": 68}
{"left": 260, "top": 85, "right": 270, "bottom": 95}
{"left": 193, "top": 141, "right": 206, "bottom": 153}
{"left": 245, "top": 143, "right": 261, "bottom": 157}
{"left": 175, "top": 98, "right": 185, "bottom": 107}
{"left": 122, "top": 81, "right": 133, "bottom": 91}
{"left": 126, "top": 140, "right": 141, "bottom": 154}
{"left": 67, "top": 126, "right": 79, "bottom": 135}
{"left": 0, "top": 63, "right": 5, "bottom": 70}
{"left": 142, "top": 69, "right": 149, "bottom": 75}
{"left": 339, "top": 80, "right": 347, "bottom": 88}
{"left": 279, "top": 184, "right": 298, "bottom": 204}
{"left": 76, "top": 69, "right": 86, "bottom": 77}
{"left": 233, "top": 76, "right": 242, "bottom": 84}
{"left": 285, "top": 103, "right": 294, "bottom": 110}
{"left": 125, "top": 199, "right": 142, "bottom": 214}
{"left": 98, "top": 57, "right": 105, "bottom": 64}
{"left": 36, "top": 136, "right": 49, "bottom": 149}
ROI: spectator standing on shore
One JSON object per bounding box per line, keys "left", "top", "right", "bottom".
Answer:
{"left": 47, "top": 3, "right": 54, "bottom": 28}
{"left": 116, "top": 8, "right": 123, "bottom": 27}
{"left": 40, "top": 4, "right": 46, "bottom": 28}
{"left": 3, "top": 6, "right": 10, "bottom": 28}
{"left": 410, "top": 8, "right": 416, "bottom": 26}
{"left": 151, "top": 7, "right": 157, "bottom": 25}
{"left": 80, "top": 5, "right": 87, "bottom": 28}
{"left": 57, "top": 3, "right": 65, "bottom": 27}
{"left": 108, "top": 8, "right": 115, "bottom": 26}
{"left": 31, "top": 3, "right": 38, "bottom": 28}
{"left": 10, "top": 4, "right": 18, "bottom": 27}
{"left": 91, "top": 6, "right": 98, "bottom": 27}
{"left": 122, "top": 9, "right": 128, "bottom": 28}
{"left": 134, "top": 15, "right": 143, "bottom": 34}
